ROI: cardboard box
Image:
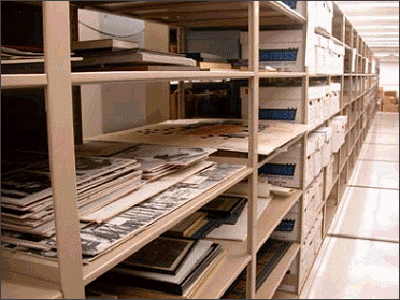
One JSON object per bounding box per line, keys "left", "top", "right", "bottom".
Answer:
{"left": 281, "top": 1, "right": 306, "bottom": 15}
{"left": 384, "top": 91, "right": 398, "bottom": 98}
{"left": 279, "top": 209, "right": 323, "bottom": 292}
{"left": 383, "top": 96, "right": 399, "bottom": 105}
{"left": 241, "top": 30, "right": 304, "bottom": 72}
{"left": 330, "top": 116, "right": 347, "bottom": 153}
{"left": 314, "top": 127, "right": 333, "bottom": 167}
{"left": 383, "top": 104, "right": 399, "bottom": 113}
{"left": 310, "top": 1, "right": 333, "bottom": 34}
{"left": 270, "top": 210, "right": 301, "bottom": 241}
{"left": 325, "top": 155, "right": 334, "bottom": 196}
{"left": 241, "top": 85, "right": 325, "bottom": 126}
{"left": 330, "top": 83, "right": 341, "bottom": 115}
{"left": 260, "top": 143, "right": 303, "bottom": 188}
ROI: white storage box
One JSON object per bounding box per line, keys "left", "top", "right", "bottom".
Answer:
{"left": 323, "top": 85, "right": 332, "bottom": 119}
{"left": 227, "top": 175, "right": 271, "bottom": 198}
{"left": 330, "top": 82, "right": 341, "bottom": 115}
{"left": 310, "top": 1, "right": 333, "bottom": 34}
{"left": 312, "top": 150, "right": 323, "bottom": 178}
{"left": 241, "top": 85, "right": 325, "bottom": 126}
{"left": 325, "top": 154, "right": 334, "bottom": 196}
{"left": 241, "top": 30, "right": 304, "bottom": 72}
{"left": 270, "top": 210, "right": 301, "bottom": 241}
{"left": 314, "top": 33, "right": 330, "bottom": 74}
{"left": 306, "top": 133, "right": 318, "bottom": 157}
{"left": 314, "top": 126, "right": 333, "bottom": 166}
{"left": 330, "top": 116, "right": 347, "bottom": 153}
{"left": 265, "top": 142, "right": 315, "bottom": 188}
{"left": 280, "top": 1, "right": 306, "bottom": 16}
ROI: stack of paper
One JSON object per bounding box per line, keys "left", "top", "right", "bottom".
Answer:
{"left": 114, "top": 143, "right": 217, "bottom": 181}
{"left": 1, "top": 155, "right": 143, "bottom": 237}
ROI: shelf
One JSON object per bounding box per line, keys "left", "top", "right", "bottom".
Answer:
{"left": 72, "top": 1, "right": 306, "bottom": 29}
{"left": 325, "top": 203, "right": 338, "bottom": 234}
{"left": 257, "top": 190, "right": 302, "bottom": 250}
{"left": 2, "top": 1, "right": 379, "bottom": 298}
{"left": 71, "top": 70, "right": 254, "bottom": 85}
{"left": 85, "top": 239, "right": 251, "bottom": 299}
{"left": 309, "top": 73, "right": 344, "bottom": 78}
{"left": 1, "top": 166, "right": 252, "bottom": 286}
{"left": 259, "top": 71, "right": 306, "bottom": 78}
{"left": 192, "top": 240, "right": 251, "bottom": 299}
{"left": 0, "top": 269, "right": 62, "bottom": 300}
{"left": 1, "top": 74, "right": 47, "bottom": 89}
{"left": 326, "top": 173, "right": 340, "bottom": 200}
{"left": 273, "top": 290, "right": 299, "bottom": 299}
{"left": 307, "top": 109, "right": 342, "bottom": 133}
{"left": 82, "top": 166, "right": 252, "bottom": 285}
{"left": 258, "top": 134, "right": 305, "bottom": 167}
{"left": 256, "top": 243, "right": 301, "bottom": 299}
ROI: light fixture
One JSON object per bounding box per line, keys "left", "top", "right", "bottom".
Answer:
{"left": 356, "top": 25, "right": 399, "bottom": 29}
{"left": 363, "top": 37, "right": 400, "bottom": 41}
{"left": 348, "top": 15, "right": 399, "bottom": 21}
{"left": 338, "top": 2, "right": 399, "bottom": 10}
{"left": 361, "top": 32, "right": 399, "bottom": 36}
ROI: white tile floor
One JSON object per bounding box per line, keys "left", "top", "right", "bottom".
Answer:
{"left": 300, "top": 112, "right": 400, "bottom": 299}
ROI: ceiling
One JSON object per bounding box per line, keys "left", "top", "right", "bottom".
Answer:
{"left": 335, "top": 1, "right": 399, "bottom": 62}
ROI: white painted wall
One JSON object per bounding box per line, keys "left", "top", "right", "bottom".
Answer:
{"left": 379, "top": 61, "right": 400, "bottom": 96}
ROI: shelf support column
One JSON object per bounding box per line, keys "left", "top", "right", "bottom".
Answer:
{"left": 42, "top": 2, "right": 85, "bottom": 298}
{"left": 246, "top": 1, "right": 259, "bottom": 298}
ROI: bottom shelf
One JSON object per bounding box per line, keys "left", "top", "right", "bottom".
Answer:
{"left": 1, "top": 269, "right": 62, "bottom": 299}
{"left": 256, "top": 243, "right": 300, "bottom": 299}
{"left": 324, "top": 203, "right": 338, "bottom": 235}
{"left": 272, "top": 290, "right": 298, "bottom": 299}
{"left": 85, "top": 239, "right": 251, "bottom": 299}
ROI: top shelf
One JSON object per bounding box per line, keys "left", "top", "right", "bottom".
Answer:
{"left": 71, "top": 1, "right": 306, "bottom": 29}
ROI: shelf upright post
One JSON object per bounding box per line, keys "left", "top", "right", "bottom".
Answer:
{"left": 297, "top": 2, "right": 309, "bottom": 290}
{"left": 42, "top": 2, "right": 85, "bottom": 298}
{"left": 177, "top": 27, "right": 186, "bottom": 119}
{"left": 246, "top": 1, "right": 259, "bottom": 298}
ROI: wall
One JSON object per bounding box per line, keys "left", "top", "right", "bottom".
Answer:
{"left": 78, "top": 9, "right": 169, "bottom": 139}
{"left": 379, "top": 61, "right": 400, "bottom": 96}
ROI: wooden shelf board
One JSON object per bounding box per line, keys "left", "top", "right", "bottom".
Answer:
{"left": 1, "top": 269, "right": 62, "bottom": 299}
{"left": 273, "top": 290, "right": 299, "bottom": 299}
{"left": 191, "top": 240, "right": 251, "bottom": 299}
{"left": 326, "top": 173, "right": 339, "bottom": 200}
{"left": 1, "top": 74, "right": 47, "bottom": 89}
{"left": 71, "top": 70, "right": 254, "bottom": 85}
{"left": 82, "top": 167, "right": 252, "bottom": 285}
{"left": 256, "top": 243, "right": 300, "bottom": 299}
{"left": 1, "top": 167, "right": 252, "bottom": 286}
{"left": 71, "top": 1, "right": 306, "bottom": 28}
{"left": 325, "top": 204, "right": 338, "bottom": 233}
{"left": 258, "top": 134, "right": 304, "bottom": 167}
{"left": 256, "top": 190, "right": 302, "bottom": 250}
{"left": 259, "top": 71, "right": 306, "bottom": 78}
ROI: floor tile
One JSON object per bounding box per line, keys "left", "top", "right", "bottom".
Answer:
{"left": 369, "top": 125, "right": 399, "bottom": 134}
{"left": 305, "top": 238, "right": 399, "bottom": 299}
{"left": 365, "top": 132, "right": 399, "bottom": 145}
{"left": 348, "top": 160, "right": 399, "bottom": 189}
{"left": 330, "top": 187, "right": 399, "bottom": 242}
{"left": 359, "top": 144, "right": 399, "bottom": 162}
{"left": 371, "top": 113, "right": 399, "bottom": 130}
